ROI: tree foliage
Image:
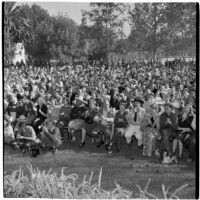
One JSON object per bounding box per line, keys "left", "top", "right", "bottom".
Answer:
{"left": 81, "top": 3, "right": 128, "bottom": 63}
{"left": 4, "top": 2, "right": 196, "bottom": 64}
{"left": 128, "top": 3, "right": 196, "bottom": 60}
{"left": 4, "top": 2, "right": 32, "bottom": 65}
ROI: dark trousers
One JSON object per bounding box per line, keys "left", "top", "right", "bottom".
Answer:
{"left": 160, "top": 128, "right": 174, "bottom": 155}
{"left": 112, "top": 128, "right": 125, "bottom": 150}
{"left": 188, "top": 132, "right": 195, "bottom": 160}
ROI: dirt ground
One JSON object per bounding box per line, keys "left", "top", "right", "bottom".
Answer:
{"left": 4, "top": 135, "right": 196, "bottom": 199}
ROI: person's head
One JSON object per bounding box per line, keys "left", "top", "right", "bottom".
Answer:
{"left": 30, "top": 91, "right": 36, "bottom": 100}
{"left": 164, "top": 103, "right": 173, "bottom": 116}
{"left": 69, "top": 87, "right": 73, "bottom": 93}
{"left": 78, "top": 88, "right": 82, "bottom": 95}
{"left": 47, "top": 120, "right": 56, "bottom": 131}
{"left": 37, "top": 97, "right": 46, "bottom": 105}
{"left": 27, "top": 102, "right": 34, "bottom": 112}
{"left": 190, "top": 90, "right": 195, "bottom": 98}
{"left": 181, "top": 106, "right": 191, "bottom": 120}
{"left": 160, "top": 85, "right": 165, "bottom": 91}
{"left": 18, "top": 121, "right": 26, "bottom": 129}
{"left": 89, "top": 99, "right": 96, "bottom": 109}
{"left": 4, "top": 115, "right": 12, "bottom": 127}
{"left": 149, "top": 104, "right": 158, "bottom": 115}
{"left": 75, "top": 97, "right": 85, "bottom": 107}
{"left": 17, "top": 115, "right": 28, "bottom": 129}
{"left": 119, "top": 101, "right": 126, "bottom": 112}
{"left": 11, "top": 95, "right": 18, "bottom": 105}
{"left": 103, "top": 99, "right": 110, "bottom": 110}
{"left": 183, "top": 88, "right": 189, "bottom": 96}
{"left": 171, "top": 86, "right": 176, "bottom": 93}
{"left": 134, "top": 97, "right": 144, "bottom": 109}
{"left": 147, "top": 93, "right": 154, "bottom": 104}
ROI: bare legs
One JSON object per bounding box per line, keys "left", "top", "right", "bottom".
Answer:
{"left": 172, "top": 139, "right": 183, "bottom": 158}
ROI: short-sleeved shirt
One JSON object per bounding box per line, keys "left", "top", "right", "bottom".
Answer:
{"left": 17, "top": 125, "right": 36, "bottom": 138}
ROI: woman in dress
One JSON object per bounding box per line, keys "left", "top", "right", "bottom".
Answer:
{"left": 141, "top": 104, "right": 160, "bottom": 157}
{"left": 172, "top": 105, "right": 196, "bottom": 161}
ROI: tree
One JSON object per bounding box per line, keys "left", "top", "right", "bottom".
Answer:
{"left": 82, "top": 3, "right": 128, "bottom": 63}
{"left": 4, "top": 2, "right": 32, "bottom": 65}
{"left": 128, "top": 3, "right": 196, "bottom": 61}
{"left": 17, "top": 4, "right": 80, "bottom": 64}
{"left": 128, "top": 3, "right": 167, "bottom": 62}
{"left": 164, "top": 3, "right": 196, "bottom": 58}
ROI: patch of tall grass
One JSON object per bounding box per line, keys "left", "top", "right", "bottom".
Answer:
{"left": 4, "top": 163, "right": 188, "bottom": 199}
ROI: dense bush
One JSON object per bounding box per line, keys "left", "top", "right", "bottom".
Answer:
{"left": 4, "top": 163, "right": 188, "bottom": 199}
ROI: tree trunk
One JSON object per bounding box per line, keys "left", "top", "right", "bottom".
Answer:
{"left": 106, "top": 4, "right": 109, "bottom": 65}
{"left": 72, "top": 56, "right": 75, "bottom": 66}
{"left": 153, "top": 4, "right": 157, "bottom": 63}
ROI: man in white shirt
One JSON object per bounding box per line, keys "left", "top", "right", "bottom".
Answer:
{"left": 125, "top": 97, "right": 146, "bottom": 147}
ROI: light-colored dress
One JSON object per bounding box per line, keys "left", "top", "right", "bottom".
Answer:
{"left": 140, "top": 113, "right": 160, "bottom": 156}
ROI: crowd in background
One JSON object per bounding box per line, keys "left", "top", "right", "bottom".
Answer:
{"left": 4, "top": 59, "right": 196, "bottom": 163}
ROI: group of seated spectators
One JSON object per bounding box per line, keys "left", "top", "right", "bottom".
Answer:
{"left": 4, "top": 59, "right": 196, "bottom": 163}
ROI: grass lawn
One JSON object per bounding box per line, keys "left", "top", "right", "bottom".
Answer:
{"left": 4, "top": 135, "right": 196, "bottom": 199}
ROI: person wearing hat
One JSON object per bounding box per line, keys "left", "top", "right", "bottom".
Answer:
{"left": 15, "top": 115, "right": 40, "bottom": 153}
{"left": 159, "top": 102, "right": 178, "bottom": 159}
{"left": 124, "top": 97, "right": 146, "bottom": 148}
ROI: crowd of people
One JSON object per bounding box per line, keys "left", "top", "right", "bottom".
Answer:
{"left": 4, "top": 59, "right": 196, "bottom": 163}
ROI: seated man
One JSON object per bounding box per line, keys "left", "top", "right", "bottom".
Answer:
{"left": 39, "top": 119, "right": 62, "bottom": 151}
{"left": 110, "top": 101, "right": 128, "bottom": 152}
{"left": 125, "top": 97, "right": 146, "bottom": 148}
{"left": 15, "top": 115, "right": 40, "bottom": 153}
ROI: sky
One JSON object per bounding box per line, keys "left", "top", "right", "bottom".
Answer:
{"left": 16, "top": 2, "right": 133, "bottom": 37}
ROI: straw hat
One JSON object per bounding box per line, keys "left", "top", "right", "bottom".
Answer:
{"left": 17, "top": 115, "right": 27, "bottom": 122}
{"left": 133, "top": 97, "right": 145, "bottom": 104}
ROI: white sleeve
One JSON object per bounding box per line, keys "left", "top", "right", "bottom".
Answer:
{"left": 191, "top": 115, "right": 196, "bottom": 131}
